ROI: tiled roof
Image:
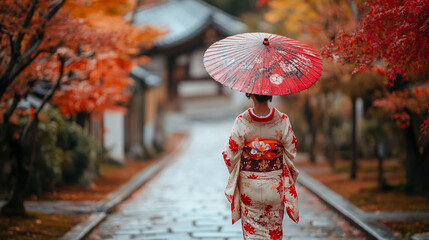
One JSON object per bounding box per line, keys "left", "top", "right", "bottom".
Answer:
{"left": 130, "top": 65, "right": 161, "bottom": 88}
{"left": 132, "top": 0, "right": 246, "bottom": 49}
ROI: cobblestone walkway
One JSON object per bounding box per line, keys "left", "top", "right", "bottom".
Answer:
{"left": 88, "top": 119, "right": 366, "bottom": 240}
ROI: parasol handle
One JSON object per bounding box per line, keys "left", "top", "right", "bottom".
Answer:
{"left": 263, "top": 38, "right": 269, "bottom": 46}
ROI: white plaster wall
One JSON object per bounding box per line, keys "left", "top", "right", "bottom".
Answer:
{"left": 232, "top": 90, "right": 249, "bottom": 108}
{"left": 103, "top": 111, "right": 125, "bottom": 163}
{"left": 189, "top": 49, "right": 207, "bottom": 79}
{"left": 144, "top": 122, "right": 155, "bottom": 153}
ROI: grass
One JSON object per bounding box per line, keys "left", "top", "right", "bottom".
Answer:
{"left": 379, "top": 219, "right": 429, "bottom": 238}
{"left": 0, "top": 211, "right": 87, "bottom": 240}
{"left": 350, "top": 187, "right": 429, "bottom": 211}
{"left": 334, "top": 163, "right": 400, "bottom": 174}
{"left": 296, "top": 156, "right": 429, "bottom": 236}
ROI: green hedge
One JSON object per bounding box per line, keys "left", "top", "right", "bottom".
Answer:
{"left": 1, "top": 108, "right": 102, "bottom": 197}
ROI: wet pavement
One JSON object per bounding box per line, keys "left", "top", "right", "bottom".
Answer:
{"left": 87, "top": 115, "right": 366, "bottom": 240}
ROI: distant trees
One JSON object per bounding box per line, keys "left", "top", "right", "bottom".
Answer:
{"left": 323, "top": 0, "right": 429, "bottom": 193}
{"left": 260, "top": 0, "right": 360, "bottom": 174}
{"left": 259, "top": 0, "right": 429, "bottom": 192}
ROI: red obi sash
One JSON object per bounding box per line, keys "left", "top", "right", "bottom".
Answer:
{"left": 245, "top": 138, "right": 283, "bottom": 160}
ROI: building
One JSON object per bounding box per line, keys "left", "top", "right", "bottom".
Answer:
{"left": 103, "top": 0, "right": 246, "bottom": 161}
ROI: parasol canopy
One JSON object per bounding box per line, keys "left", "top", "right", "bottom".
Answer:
{"left": 203, "top": 32, "right": 322, "bottom": 96}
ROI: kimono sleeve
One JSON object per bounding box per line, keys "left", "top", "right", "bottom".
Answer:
{"left": 281, "top": 116, "right": 299, "bottom": 182}
{"left": 222, "top": 117, "right": 244, "bottom": 173}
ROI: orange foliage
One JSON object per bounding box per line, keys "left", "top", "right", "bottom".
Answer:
{"left": 0, "top": 0, "right": 165, "bottom": 120}
{"left": 63, "top": 0, "right": 136, "bottom": 17}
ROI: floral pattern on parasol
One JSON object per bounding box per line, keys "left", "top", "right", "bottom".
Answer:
{"left": 203, "top": 32, "right": 322, "bottom": 96}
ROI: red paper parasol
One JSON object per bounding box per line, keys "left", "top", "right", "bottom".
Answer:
{"left": 203, "top": 32, "right": 322, "bottom": 96}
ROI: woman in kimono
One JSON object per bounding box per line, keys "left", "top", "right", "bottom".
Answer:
{"left": 222, "top": 93, "right": 300, "bottom": 240}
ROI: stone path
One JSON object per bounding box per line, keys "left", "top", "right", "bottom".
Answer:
{"left": 87, "top": 118, "right": 366, "bottom": 240}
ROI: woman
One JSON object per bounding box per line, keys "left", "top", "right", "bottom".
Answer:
{"left": 222, "top": 93, "right": 299, "bottom": 240}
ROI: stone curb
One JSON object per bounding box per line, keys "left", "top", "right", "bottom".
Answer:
{"left": 298, "top": 171, "right": 399, "bottom": 240}
{"left": 60, "top": 212, "right": 106, "bottom": 240}
{"left": 60, "top": 135, "right": 190, "bottom": 240}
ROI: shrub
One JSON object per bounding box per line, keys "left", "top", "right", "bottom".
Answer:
{"left": 59, "top": 121, "right": 101, "bottom": 185}
{"left": 19, "top": 108, "right": 102, "bottom": 196}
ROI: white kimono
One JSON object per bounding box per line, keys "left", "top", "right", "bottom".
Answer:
{"left": 222, "top": 108, "right": 299, "bottom": 239}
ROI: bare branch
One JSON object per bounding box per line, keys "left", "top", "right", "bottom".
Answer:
{"left": 16, "top": 0, "right": 39, "bottom": 55}
{"left": 0, "top": 35, "right": 19, "bottom": 98}
{"left": 0, "top": 33, "right": 44, "bottom": 100}
{"left": 9, "top": 33, "right": 16, "bottom": 59}
{"left": 3, "top": 93, "right": 21, "bottom": 123}
{"left": 35, "top": 55, "right": 65, "bottom": 115}
{"left": 27, "top": 48, "right": 54, "bottom": 64}
{"left": 0, "top": 0, "right": 66, "bottom": 100}
{"left": 44, "top": 0, "right": 66, "bottom": 21}
{"left": 21, "top": 55, "right": 66, "bottom": 141}
{"left": 17, "top": 31, "right": 44, "bottom": 64}
{"left": 23, "top": 0, "right": 39, "bottom": 28}
{"left": 0, "top": 24, "right": 10, "bottom": 35}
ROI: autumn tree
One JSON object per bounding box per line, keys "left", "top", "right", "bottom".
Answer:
{"left": 259, "top": 0, "right": 362, "bottom": 175}
{"left": 323, "top": 0, "right": 429, "bottom": 193}
{"left": 0, "top": 0, "right": 164, "bottom": 216}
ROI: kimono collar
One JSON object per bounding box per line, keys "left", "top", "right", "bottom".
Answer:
{"left": 248, "top": 108, "right": 275, "bottom": 122}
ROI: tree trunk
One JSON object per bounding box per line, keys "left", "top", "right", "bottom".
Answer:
{"left": 327, "top": 116, "right": 335, "bottom": 169}
{"left": 377, "top": 141, "right": 386, "bottom": 190}
{"left": 403, "top": 111, "right": 429, "bottom": 193}
{"left": 350, "top": 98, "right": 357, "bottom": 179}
{"left": 404, "top": 139, "right": 429, "bottom": 193}
{"left": 309, "top": 130, "right": 316, "bottom": 163}
{"left": 1, "top": 169, "right": 29, "bottom": 216}
{"left": 1, "top": 119, "right": 38, "bottom": 216}
{"left": 305, "top": 97, "right": 316, "bottom": 163}
{"left": 1, "top": 140, "right": 29, "bottom": 216}
{"left": 325, "top": 94, "right": 336, "bottom": 169}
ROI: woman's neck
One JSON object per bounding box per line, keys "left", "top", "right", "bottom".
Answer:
{"left": 252, "top": 101, "right": 270, "bottom": 116}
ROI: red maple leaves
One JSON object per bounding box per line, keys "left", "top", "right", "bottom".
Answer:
{"left": 276, "top": 179, "right": 283, "bottom": 195}
{"left": 324, "top": 0, "right": 428, "bottom": 81}
{"left": 291, "top": 135, "right": 298, "bottom": 149}
{"left": 240, "top": 194, "right": 252, "bottom": 206}
{"left": 248, "top": 174, "right": 259, "bottom": 179}
{"left": 222, "top": 152, "right": 231, "bottom": 167}
{"left": 286, "top": 206, "right": 298, "bottom": 223}
{"left": 283, "top": 165, "right": 290, "bottom": 177}
{"left": 228, "top": 137, "right": 239, "bottom": 152}
{"left": 269, "top": 228, "right": 283, "bottom": 240}
{"left": 264, "top": 204, "right": 272, "bottom": 216}
{"left": 243, "top": 223, "right": 255, "bottom": 234}
{"left": 289, "top": 185, "right": 298, "bottom": 198}
{"left": 323, "top": 0, "right": 429, "bottom": 135}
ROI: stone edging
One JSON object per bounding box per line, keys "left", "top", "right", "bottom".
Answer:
{"left": 60, "top": 212, "right": 106, "bottom": 240}
{"left": 60, "top": 135, "right": 190, "bottom": 240}
{"left": 297, "top": 171, "right": 399, "bottom": 240}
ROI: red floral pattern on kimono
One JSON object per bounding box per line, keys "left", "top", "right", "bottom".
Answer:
{"left": 269, "top": 228, "right": 283, "bottom": 240}
{"left": 222, "top": 152, "right": 231, "bottom": 167}
{"left": 228, "top": 137, "right": 239, "bottom": 152}
{"left": 222, "top": 108, "right": 299, "bottom": 239}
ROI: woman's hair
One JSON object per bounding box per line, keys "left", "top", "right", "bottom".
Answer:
{"left": 245, "top": 93, "right": 272, "bottom": 103}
